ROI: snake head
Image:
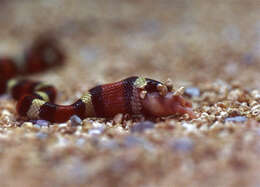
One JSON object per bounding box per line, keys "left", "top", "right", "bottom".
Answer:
{"left": 140, "top": 91, "right": 196, "bottom": 119}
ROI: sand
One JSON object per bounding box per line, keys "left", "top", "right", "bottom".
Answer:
{"left": 0, "top": 0, "right": 260, "bottom": 186}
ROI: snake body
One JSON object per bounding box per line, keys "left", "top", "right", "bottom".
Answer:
{"left": 0, "top": 36, "right": 194, "bottom": 123}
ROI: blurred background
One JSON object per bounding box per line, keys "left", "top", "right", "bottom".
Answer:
{"left": 1, "top": 0, "right": 259, "bottom": 88}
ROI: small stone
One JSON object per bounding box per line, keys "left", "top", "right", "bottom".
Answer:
{"left": 227, "top": 89, "right": 242, "bottom": 101}
{"left": 131, "top": 121, "right": 155, "bottom": 133}
{"left": 251, "top": 105, "right": 260, "bottom": 116}
{"left": 35, "top": 132, "right": 48, "bottom": 139}
{"left": 59, "top": 126, "right": 77, "bottom": 134}
{"left": 34, "top": 120, "right": 51, "bottom": 127}
{"left": 184, "top": 87, "right": 200, "bottom": 97}
{"left": 1, "top": 109, "right": 11, "bottom": 116}
{"left": 251, "top": 90, "right": 260, "bottom": 100}
{"left": 123, "top": 135, "right": 153, "bottom": 151}
{"left": 113, "top": 113, "right": 123, "bottom": 124}
{"left": 124, "top": 135, "right": 139, "bottom": 145}
{"left": 23, "top": 122, "right": 34, "bottom": 128}
{"left": 169, "top": 137, "right": 194, "bottom": 152}
{"left": 182, "top": 122, "right": 198, "bottom": 133}
{"left": 224, "top": 116, "right": 247, "bottom": 123}
{"left": 70, "top": 115, "right": 82, "bottom": 126}
{"left": 75, "top": 138, "right": 86, "bottom": 146}
{"left": 88, "top": 127, "right": 104, "bottom": 136}
{"left": 99, "top": 139, "right": 119, "bottom": 150}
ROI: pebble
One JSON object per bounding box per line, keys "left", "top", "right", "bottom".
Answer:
{"left": 75, "top": 138, "right": 86, "bottom": 146}
{"left": 1, "top": 109, "right": 11, "bottom": 116}
{"left": 23, "top": 122, "right": 34, "bottom": 128}
{"left": 34, "top": 120, "right": 51, "bottom": 127}
{"left": 113, "top": 113, "right": 123, "bottom": 124}
{"left": 184, "top": 87, "right": 200, "bottom": 97}
{"left": 88, "top": 127, "right": 104, "bottom": 136}
{"left": 35, "top": 132, "right": 48, "bottom": 140}
{"left": 123, "top": 135, "right": 153, "bottom": 151}
{"left": 182, "top": 122, "right": 198, "bottom": 133}
{"left": 92, "top": 121, "right": 106, "bottom": 128}
{"left": 169, "top": 137, "right": 194, "bottom": 152}
{"left": 99, "top": 139, "right": 119, "bottom": 150}
{"left": 131, "top": 121, "right": 155, "bottom": 133}
{"left": 70, "top": 115, "right": 83, "bottom": 126}
{"left": 224, "top": 116, "right": 247, "bottom": 123}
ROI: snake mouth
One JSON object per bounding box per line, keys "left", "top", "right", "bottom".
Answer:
{"left": 141, "top": 92, "right": 196, "bottom": 118}
{"left": 170, "top": 94, "right": 196, "bottom": 119}
{"left": 173, "top": 103, "right": 196, "bottom": 119}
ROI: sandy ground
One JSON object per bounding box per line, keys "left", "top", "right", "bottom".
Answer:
{"left": 0, "top": 0, "right": 260, "bottom": 186}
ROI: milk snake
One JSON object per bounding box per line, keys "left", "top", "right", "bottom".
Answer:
{"left": 0, "top": 36, "right": 195, "bottom": 123}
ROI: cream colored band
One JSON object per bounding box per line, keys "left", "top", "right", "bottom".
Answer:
{"left": 134, "top": 77, "right": 147, "bottom": 89}
{"left": 7, "top": 79, "right": 18, "bottom": 94}
{"left": 34, "top": 83, "right": 51, "bottom": 91}
{"left": 27, "top": 99, "right": 46, "bottom": 119}
{"left": 35, "top": 91, "right": 49, "bottom": 102}
{"left": 81, "top": 92, "right": 96, "bottom": 117}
